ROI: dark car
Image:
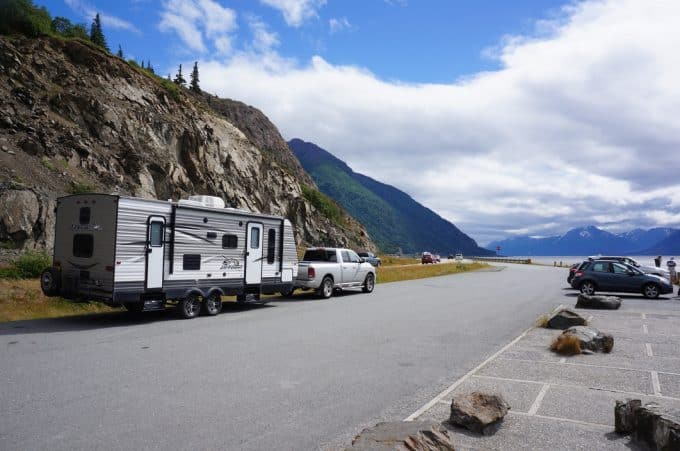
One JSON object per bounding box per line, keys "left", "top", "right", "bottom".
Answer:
{"left": 567, "top": 260, "right": 590, "bottom": 284}
{"left": 570, "top": 259, "right": 673, "bottom": 299}
{"left": 358, "top": 251, "right": 381, "bottom": 267}
{"left": 421, "top": 252, "right": 434, "bottom": 264}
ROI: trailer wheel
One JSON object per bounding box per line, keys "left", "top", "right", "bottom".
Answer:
{"left": 178, "top": 293, "right": 201, "bottom": 319}
{"left": 202, "top": 292, "right": 222, "bottom": 316}
{"left": 317, "top": 276, "right": 334, "bottom": 299}
{"left": 40, "top": 268, "right": 60, "bottom": 296}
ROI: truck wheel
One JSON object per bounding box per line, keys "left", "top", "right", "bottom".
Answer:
{"left": 40, "top": 268, "right": 60, "bottom": 296}
{"left": 362, "top": 273, "right": 375, "bottom": 293}
{"left": 280, "top": 287, "right": 295, "bottom": 298}
{"left": 202, "top": 292, "right": 222, "bottom": 316}
{"left": 317, "top": 276, "right": 334, "bottom": 299}
{"left": 178, "top": 293, "right": 201, "bottom": 319}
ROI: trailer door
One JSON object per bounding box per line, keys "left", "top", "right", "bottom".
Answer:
{"left": 145, "top": 216, "right": 165, "bottom": 290}
{"left": 245, "top": 222, "right": 263, "bottom": 284}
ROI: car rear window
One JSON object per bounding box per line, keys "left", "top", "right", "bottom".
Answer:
{"left": 303, "top": 249, "right": 337, "bottom": 262}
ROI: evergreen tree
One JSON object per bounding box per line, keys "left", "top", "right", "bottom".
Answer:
{"left": 116, "top": 44, "right": 123, "bottom": 58}
{"left": 147, "top": 60, "right": 154, "bottom": 74}
{"left": 89, "top": 13, "right": 108, "bottom": 50}
{"left": 167, "top": 74, "right": 171, "bottom": 81}
{"left": 140, "top": 60, "right": 145, "bottom": 69}
{"left": 189, "top": 61, "right": 200, "bottom": 92}
{"left": 173, "top": 64, "right": 186, "bottom": 87}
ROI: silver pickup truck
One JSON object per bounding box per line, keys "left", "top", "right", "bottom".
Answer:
{"left": 293, "top": 247, "right": 376, "bottom": 298}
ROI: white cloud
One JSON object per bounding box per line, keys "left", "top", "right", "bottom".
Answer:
{"left": 329, "top": 17, "right": 351, "bottom": 34}
{"left": 247, "top": 16, "right": 280, "bottom": 53}
{"left": 159, "top": 0, "right": 237, "bottom": 56}
{"left": 65, "top": 0, "right": 140, "bottom": 33}
{"left": 259, "top": 0, "right": 326, "bottom": 27}
{"left": 198, "top": 0, "right": 680, "bottom": 244}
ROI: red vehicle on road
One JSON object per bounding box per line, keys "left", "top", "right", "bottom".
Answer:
{"left": 421, "top": 252, "right": 434, "bottom": 264}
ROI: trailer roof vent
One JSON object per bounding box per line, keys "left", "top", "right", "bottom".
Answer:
{"left": 187, "top": 195, "right": 225, "bottom": 209}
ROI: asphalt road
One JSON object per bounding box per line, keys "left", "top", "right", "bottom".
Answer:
{"left": 0, "top": 264, "right": 567, "bottom": 450}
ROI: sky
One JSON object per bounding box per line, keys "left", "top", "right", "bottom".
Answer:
{"left": 38, "top": 0, "right": 680, "bottom": 246}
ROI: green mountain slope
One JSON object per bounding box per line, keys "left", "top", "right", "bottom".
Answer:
{"left": 289, "top": 139, "right": 493, "bottom": 255}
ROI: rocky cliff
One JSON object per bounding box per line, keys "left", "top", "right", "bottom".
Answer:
{"left": 0, "top": 35, "right": 375, "bottom": 258}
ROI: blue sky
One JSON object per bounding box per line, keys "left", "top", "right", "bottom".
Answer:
{"left": 40, "top": 0, "right": 566, "bottom": 83}
{"left": 35, "top": 1, "right": 680, "bottom": 245}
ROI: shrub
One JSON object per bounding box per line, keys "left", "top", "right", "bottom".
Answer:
{"left": 301, "top": 184, "right": 344, "bottom": 226}
{"left": 550, "top": 333, "right": 581, "bottom": 356}
{"left": 0, "top": 0, "right": 52, "bottom": 37}
{"left": 0, "top": 251, "right": 51, "bottom": 279}
{"left": 68, "top": 180, "right": 95, "bottom": 194}
{"left": 158, "top": 77, "right": 181, "bottom": 101}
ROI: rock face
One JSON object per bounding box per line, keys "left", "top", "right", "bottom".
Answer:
{"left": 615, "top": 399, "right": 680, "bottom": 450}
{"left": 547, "top": 309, "right": 587, "bottom": 330}
{"left": 576, "top": 294, "right": 621, "bottom": 310}
{"left": 348, "top": 421, "right": 455, "bottom": 451}
{"left": 563, "top": 326, "right": 614, "bottom": 354}
{"left": 449, "top": 392, "right": 510, "bottom": 435}
{"left": 0, "top": 35, "right": 375, "bottom": 257}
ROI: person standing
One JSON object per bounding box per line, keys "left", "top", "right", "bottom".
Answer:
{"left": 667, "top": 257, "right": 677, "bottom": 284}
{"left": 654, "top": 255, "right": 662, "bottom": 268}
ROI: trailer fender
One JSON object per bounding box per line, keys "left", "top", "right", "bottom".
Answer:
{"left": 182, "top": 288, "right": 204, "bottom": 300}
{"left": 206, "top": 287, "right": 225, "bottom": 298}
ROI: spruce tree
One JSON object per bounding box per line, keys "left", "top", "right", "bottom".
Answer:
{"left": 89, "top": 13, "right": 108, "bottom": 51}
{"left": 116, "top": 44, "right": 123, "bottom": 58}
{"left": 173, "top": 64, "right": 186, "bottom": 87}
{"left": 190, "top": 61, "right": 200, "bottom": 92}
{"left": 141, "top": 60, "right": 145, "bottom": 69}
{"left": 147, "top": 60, "right": 154, "bottom": 74}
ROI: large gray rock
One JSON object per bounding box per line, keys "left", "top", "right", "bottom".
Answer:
{"left": 449, "top": 392, "right": 510, "bottom": 435}
{"left": 0, "top": 189, "right": 40, "bottom": 241}
{"left": 615, "top": 399, "right": 680, "bottom": 450}
{"left": 563, "top": 326, "right": 614, "bottom": 353}
{"left": 547, "top": 309, "right": 587, "bottom": 329}
{"left": 575, "top": 294, "right": 621, "bottom": 310}
{"left": 348, "top": 421, "right": 455, "bottom": 450}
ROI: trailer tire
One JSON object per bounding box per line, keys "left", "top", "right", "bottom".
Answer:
{"left": 124, "top": 302, "right": 144, "bottom": 313}
{"left": 317, "top": 276, "right": 334, "bottom": 299}
{"left": 202, "top": 291, "right": 222, "bottom": 316}
{"left": 178, "top": 293, "right": 201, "bottom": 319}
{"left": 40, "top": 268, "right": 60, "bottom": 296}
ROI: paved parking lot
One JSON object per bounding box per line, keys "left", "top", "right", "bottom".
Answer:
{"left": 410, "top": 293, "right": 680, "bottom": 450}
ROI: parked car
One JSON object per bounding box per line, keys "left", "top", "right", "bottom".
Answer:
{"left": 433, "top": 254, "right": 441, "bottom": 263}
{"left": 567, "top": 261, "right": 590, "bottom": 284}
{"left": 357, "top": 251, "right": 382, "bottom": 267}
{"left": 422, "top": 252, "right": 434, "bottom": 264}
{"left": 570, "top": 259, "right": 673, "bottom": 299}
{"left": 455, "top": 253, "right": 464, "bottom": 261}
{"left": 590, "top": 256, "right": 669, "bottom": 278}
{"left": 294, "top": 248, "right": 376, "bottom": 299}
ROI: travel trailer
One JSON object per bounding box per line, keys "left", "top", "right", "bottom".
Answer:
{"left": 40, "top": 194, "right": 298, "bottom": 318}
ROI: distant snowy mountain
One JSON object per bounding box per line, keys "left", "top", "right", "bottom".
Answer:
{"left": 488, "top": 226, "right": 680, "bottom": 256}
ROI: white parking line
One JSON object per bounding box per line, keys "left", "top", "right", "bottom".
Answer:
{"left": 643, "top": 324, "right": 649, "bottom": 335}
{"left": 646, "top": 343, "right": 654, "bottom": 357}
{"left": 508, "top": 411, "right": 610, "bottom": 429}
{"left": 641, "top": 313, "right": 647, "bottom": 320}
{"left": 527, "top": 383, "right": 550, "bottom": 416}
{"left": 651, "top": 371, "right": 661, "bottom": 396}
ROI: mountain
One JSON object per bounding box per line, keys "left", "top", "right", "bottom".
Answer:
{"left": 288, "top": 138, "right": 493, "bottom": 255}
{"left": 488, "top": 226, "right": 680, "bottom": 256}
{"left": 0, "top": 34, "right": 375, "bottom": 257}
{"left": 638, "top": 230, "right": 680, "bottom": 255}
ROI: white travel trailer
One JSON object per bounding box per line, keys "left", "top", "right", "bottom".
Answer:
{"left": 40, "top": 194, "right": 298, "bottom": 318}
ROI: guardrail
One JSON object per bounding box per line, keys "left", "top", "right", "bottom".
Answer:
{"left": 471, "top": 257, "right": 532, "bottom": 264}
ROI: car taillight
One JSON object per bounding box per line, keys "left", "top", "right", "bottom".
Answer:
{"left": 575, "top": 271, "right": 583, "bottom": 277}
{"left": 308, "top": 267, "right": 315, "bottom": 279}
{"left": 570, "top": 268, "right": 576, "bottom": 273}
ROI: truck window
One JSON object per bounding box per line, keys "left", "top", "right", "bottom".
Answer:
{"left": 73, "top": 234, "right": 93, "bottom": 258}
{"left": 348, "top": 251, "right": 361, "bottom": 263}
{"left": 341, "top": 251, "right": 351, "bottom": 262}
{"left": 303, "top": 249, "right": 336, "bottom": 262}
{"left": 266, "top": 229, "right": 276, "bottom": 264}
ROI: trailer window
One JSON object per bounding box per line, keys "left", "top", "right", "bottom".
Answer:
{"left": 149, "top": 222, "right": 163, "bottom": 247}
{"left": 183, "top": 254, "right": 201, "bottom": 270}
{"left": 266, "top": 229, "right": 276, "bottom": 264}
{"left": 250, "top": 227, "right": 260, "bottom": 249}
{"left": 79, "top": 207, "right": 90, "bottom": 224}
{"left": 73, "top": 234, "right": 93, "bottom": 258}
{"left": 222, "top": 234, "right": 238, "bottom": 248}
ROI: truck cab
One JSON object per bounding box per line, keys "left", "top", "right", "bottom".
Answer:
{"left": 294, "top": 247, "right": 376, "bottom": 298}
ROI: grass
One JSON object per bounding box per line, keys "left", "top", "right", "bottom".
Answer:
{"left": 376, "top": 262, "right": 488, "bottom": 284}
{"left": 0, "top": 278, "right": 120, "bottom": 323}
{"left": 379, "top": 255, "right": 420, "bottom": 266}
{"left": 40, "top": 156, "right": 55, "bottom": 171}
{"left": 550, "top": 333, "right": 582, "bottom": 356}
{"left": 0, "top": 251, "right": 51, "bottom": 279}
{"left": 68, "top": 180, "right": 95, "bottom": 194}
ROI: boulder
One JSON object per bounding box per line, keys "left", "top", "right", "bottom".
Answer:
{"left": 575, "top": 294, "right": 621, "bottom": 310}
{"left": 615, "top": 399, "right": 680, "bottom": 450}
{"left": 547, "top": 309, "right": 587, "bottom": 329}
{"left": 563, "top": 326, "right": 614, "bottom": 353}
{"left": 0, "top": 189, "right": 40, "bottom": 241}
{"left": 348, "top": 421, "right": 455, "bottom": 450}
{"left": 449, "top": 392, "right": 510, "bottom": 435}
